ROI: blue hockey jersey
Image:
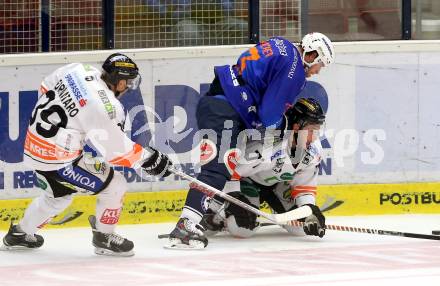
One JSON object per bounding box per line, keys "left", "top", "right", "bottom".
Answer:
{"left": 214, "top": 37, "right": 306, "bottom": 128}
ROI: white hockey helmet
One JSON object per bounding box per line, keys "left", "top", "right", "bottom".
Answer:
{"left": 300, "top": 32, "right": 335, "bottom": 68}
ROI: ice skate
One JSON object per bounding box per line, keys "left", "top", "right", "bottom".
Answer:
{"left": 165, "top": 217, "right": 208, "bottom": 250}
{"left": 1, "top": 222, "right": 44, "bottom": 250}
{"left": 88, "top": 215, "right": 134, "bottom": 257}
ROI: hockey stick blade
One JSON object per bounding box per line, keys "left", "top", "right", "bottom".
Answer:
{"left": 258, "top": 203, "right": 334, "bottom": 227}
{"left": 170, "top": 168, "right": 312, "bottom": 224}
{"left": 269, "top": 205, "right": 312, "bottom": 224}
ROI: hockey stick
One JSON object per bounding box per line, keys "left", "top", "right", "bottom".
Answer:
{"left": 260, "top": 218, "right": 440, "bottom": 241}
{"left": 170, "top": 168, "right": 312, "bottom": 224}
{"left": 49, "top": 211, "right": 83, "bottom": 225}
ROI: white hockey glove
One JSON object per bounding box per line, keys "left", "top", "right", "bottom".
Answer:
{"left": 141, "top": 148, "right": 173, "bottom": 177}
{"left": 301, "top": 204, "right": 326, "bottom": 238}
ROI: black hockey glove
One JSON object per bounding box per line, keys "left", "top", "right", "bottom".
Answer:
{"left": 141, "top": 148, "right": 173, "bottom": 177}
{"left": 301, "top": 204, "right": 326, "bottom": 238}
{"left": 225, "top": 192, "right": 258, "bottom": 230}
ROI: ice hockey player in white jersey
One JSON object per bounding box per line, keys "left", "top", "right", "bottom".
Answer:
{"left": 201, "top": 97, "right": 327, "bottom": 239}
{"left": 1, "top": 53, "right": 173, "bottom": 256}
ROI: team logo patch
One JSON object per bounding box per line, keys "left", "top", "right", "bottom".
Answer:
{"left": 100, "top": 208, "right": 121, "bottom": 225}
{"left": 223, "top": 148, "right": 241, "bottom": 180}
{"left": 83, "top": 154, "right": 107, "bottom": 175}
{"left": 201, "top": 196, "right": 211, "bottom": 213}
{"left": 199, "top": 139, "right": 217, "bottom": 165}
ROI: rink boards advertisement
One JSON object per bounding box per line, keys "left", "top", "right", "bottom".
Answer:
{"left": 1, "top": 42, "right": 440, "bottom": 227}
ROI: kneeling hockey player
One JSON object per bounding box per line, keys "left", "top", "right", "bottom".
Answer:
{"left": 202, "top": 96, "right": 327, "bottom": 240}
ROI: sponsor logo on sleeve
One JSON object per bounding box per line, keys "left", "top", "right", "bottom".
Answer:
{"left": 98, "top": 90, "right": 116, "bottom": 119}
{"left": 229, "top": 66, "right": 240, "bottom": 86}
{"left": 288, "top": 51, "right": 299, "bottom": 79}
{"left": 272, "top": 38, "right": 288, "bottom": 56}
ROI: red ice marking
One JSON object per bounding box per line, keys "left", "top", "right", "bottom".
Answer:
{"left": 0, "top": 242, "right": 439, "bottom": 285}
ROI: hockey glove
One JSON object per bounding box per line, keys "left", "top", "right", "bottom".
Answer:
{"left": 141, "top": 148, "right": 173, "bottom": 177}
{"left": 225, "top": 192, "right": 258, "bottom": 230}
{"left": 301, "top": 204, "right": 326, "bottom": 238}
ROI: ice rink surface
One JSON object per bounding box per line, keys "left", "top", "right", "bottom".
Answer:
{"left": 1, "top": 214, "right": 439, "bottom": 286}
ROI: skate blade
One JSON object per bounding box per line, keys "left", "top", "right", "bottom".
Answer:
{"left": 0, "top": 243, "right": 39, "bottom": 251}
{"left": 94, "top": 247, "right": 134, "bottom": 257}
{"left": 164, "top": 238, "right": 206, "bottom": 250}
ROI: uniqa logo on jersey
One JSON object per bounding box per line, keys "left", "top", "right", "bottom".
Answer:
{"left": 60, "top": 167, "right": 97, "bottom": 190}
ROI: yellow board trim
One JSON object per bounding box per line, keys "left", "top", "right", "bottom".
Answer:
{"left": 0, "top": 182, "right": 439, "bottom": 230}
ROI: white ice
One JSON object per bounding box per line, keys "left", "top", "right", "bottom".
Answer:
{"left": 1, "top": 214, "right": 440, "bottom": 286}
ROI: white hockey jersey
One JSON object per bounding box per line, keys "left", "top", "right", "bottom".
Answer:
{"left": 227, "top": 139, "right": 322, "bottom": 206}
{"left": 24, "top": 63, "right": 153, "bottom": 171}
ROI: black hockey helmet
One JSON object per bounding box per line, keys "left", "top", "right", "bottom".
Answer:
{"left": 102, "top": 53, "right": 140, "bottom": 89}
{"left": 285, "top": 97, "right": 326, "bottom": 128}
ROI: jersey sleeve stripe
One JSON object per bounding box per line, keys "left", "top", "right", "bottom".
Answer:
{"left": 293, "top": 185, "right": 317, "bottom": 190}
{"left": 25, "top": 131, "right": 81, "bottom": 161}
{"left": 109, "top": 143, "right": 143, "bottom": 168}
{"left": 290, "top": 189, "right": 317, "bottom": 198}
{"left": 26, "top": 130, "right": 56, "bottom": 148}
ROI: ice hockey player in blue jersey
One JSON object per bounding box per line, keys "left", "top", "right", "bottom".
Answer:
{"left": 165, "top": 32, "right": 335, "bottom": 249}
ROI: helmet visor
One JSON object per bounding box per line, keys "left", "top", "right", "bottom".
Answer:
{"left": 126, "top": 74, "right": 142, "bottom": 91}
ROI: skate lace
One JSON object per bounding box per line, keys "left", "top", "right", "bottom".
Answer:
{"left": 183, "top": 219, "right": 204, "bottom": 236}
{"left": 105, "top": 233, "right": 125, "bottom": 246}
{"left": 24, "top": 234, "right": 37, "bottom": 242}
